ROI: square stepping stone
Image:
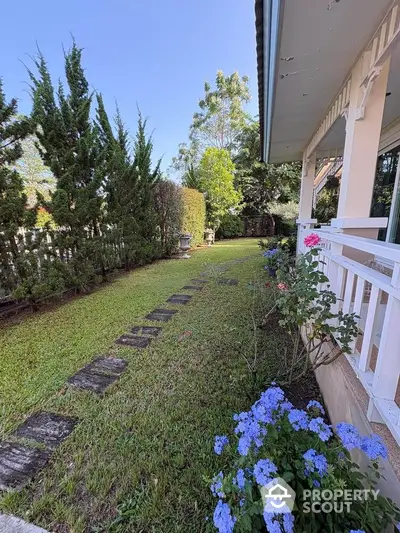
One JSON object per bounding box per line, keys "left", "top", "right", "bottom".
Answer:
{"left": 116, "top": 335, "right": 152, "bottom": 348}
{"left": 13, "top": 412, "right": 78, "bottom": 450}
{"left": 182, "top": 285, "right": 203, "bottom": 291}
{"left": 190, "top": 279, "right": 208, "bottom": 284}
{"left": 0, "top": 441, "right": 50, "bottom": 491}
{"left": 90, "top": 356, "right": 128, "bottom": 375}
{"left": 146, "top": 309, "right": 178, "bottom": 322}
{"left": 166, "top": 294, "right": 192, "bottom": 305}
{"left": 217, "top": 278, "right": 238, "bottom": 286}
{"left": 68, "top": 370, "right": 119, "bottom": 394}
{"left": 68, "top": 356, "right": 128, "bottom": 394}
{"left": 131, "top": 326, "right": 162, "bottom": 337}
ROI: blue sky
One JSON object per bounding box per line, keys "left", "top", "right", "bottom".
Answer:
{"left": 1, "top": 0, "right": 258, "bottom": 174}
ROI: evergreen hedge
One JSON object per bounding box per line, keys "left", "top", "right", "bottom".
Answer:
{"left": 181, "top": 187, "right": 206, "bottom": 247}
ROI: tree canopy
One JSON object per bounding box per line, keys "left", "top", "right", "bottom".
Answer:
{"left": 198, "top": 147, "right": 242, "bottom": 229}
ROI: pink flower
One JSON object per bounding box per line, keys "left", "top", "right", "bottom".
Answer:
{"left": 277, "top": 283, "right": 288, "bottom": 291}
{"left": 304, "top": 233, "right": 321, "bottom": 247}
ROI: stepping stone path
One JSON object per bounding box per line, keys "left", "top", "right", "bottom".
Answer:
{"left": 13, "top": 412, "right": 78, "bottom": 450}
{"left": 217, "top": 278, "right": 238, "bottom": 286}
{"left": 166, "top": 294, "right": 192, "bottom": 305}
{"left": 0, "top": 442, "right": 50, "bottom": 491}
{"left": 0, "top": 258, "right": 247, "bottom": 496}
{"left": 146, "top": 308, "right": 178, "bottom": 322}
{"left": 68, "top": 356, "right": 128, "bottom": 394}
{"left": 116, "top": 335, "right": 152, "bottom": 348}
{"left": 131, "top": 326, "right": 162, "bottom": 336}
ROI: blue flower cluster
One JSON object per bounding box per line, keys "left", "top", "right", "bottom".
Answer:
{"left": 253, "top": 458, "right": 277, "bottom": 485}
{"left": 213, "top": 500, "right": 236, "bottom": 533}
{"left": 211, "top": 472, "right": 225, "bottom": 498}
{"left": 361, "top": 433, "right": 388, "bottom": 460}
{"left": 303, "top": 449, "right": 328, "bottom": 477}
{"left": 336, "top": 422, "right": 388, "bottom": 460}
{"left": 233, "top": 386, "right": 288, "bottom": 456}
{"left": 263, "top": 509, "right": 294, "bottom": 533}
{"left": 233, "top": 468, "right": 245, "bottom": 490}
{"left": 307, "top": 400, "right": 325, "bottom": 414}
{"left": 288, "top": 409, "right": 308, "bottom": 431}
{"left": 263, "top": 248, "right": 278, "bottom": 258}
{"left": 214, "top": 435, "right": 229, "bottom": 455}
{"left": 308, "top": 417, "right": 332, "bottom": 442}
{"left": 210, "top": 386, "right": 391, "bottom": 533}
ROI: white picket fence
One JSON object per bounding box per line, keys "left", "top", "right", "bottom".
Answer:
{"left": 298, "top": 225, "right": 400, "bottom": 445}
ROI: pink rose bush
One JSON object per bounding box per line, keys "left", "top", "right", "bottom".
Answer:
{"left": 304, "top": 233, "right": 321, "bottom": 247}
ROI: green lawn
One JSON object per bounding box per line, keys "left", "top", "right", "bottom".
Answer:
{"left": 0, "top": 238, "right": 284, "bottom": 532}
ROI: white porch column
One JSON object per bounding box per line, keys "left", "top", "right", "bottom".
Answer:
{"left": 298, "top": 152, "right": 316, "bottom": 221}
{"left": 296, "top": 153, "right": 317, "bottom": 255}
{"left": 333, "top": 58, "right": 391, "bottom": 239}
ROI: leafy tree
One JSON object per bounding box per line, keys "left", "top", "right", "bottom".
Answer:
{"left": 15, "top": 134, "right": 55, "bottom": 207}
{"left": 313, "top": 176, "right": 339, "bottom": 223}
{"left": 234, "top": 122, "right": 301, "bottom": 227}
{"left": 0, "top": 80, "right": 35, "bottom": 292}
{"left": 172, "top": 71, "right": 251, "bottom": 184}
{"left": 198, "top": 147, "right": 242, "bottom": 229}
{"left": 191, "top": 71, "right": 250, "bottom": 153}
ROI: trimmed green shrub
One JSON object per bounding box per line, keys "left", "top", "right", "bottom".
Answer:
{"left": 181, "top": 187, "right": 206, "bottom": 246}
{"left": 216, "top": 213, "right": 244, "bottom": 239}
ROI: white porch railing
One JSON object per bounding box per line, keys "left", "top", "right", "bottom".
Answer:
{"left": 298, "top": 226, "right": 400, "bottom": 445}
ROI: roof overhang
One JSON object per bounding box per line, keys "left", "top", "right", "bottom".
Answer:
{"left": 256, "top": 0, "right": 395, "bottom": 163}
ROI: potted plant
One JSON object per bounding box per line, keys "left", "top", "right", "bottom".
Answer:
{"left": 263, "top": 248, "right": 280, "bottom": 277}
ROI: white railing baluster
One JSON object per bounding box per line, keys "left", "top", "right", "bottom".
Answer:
{"left": 372, "top": 264, "right": 400, "bottom": 400}
{"left": 359, "top": 285, "right": 380, "bottom": 372}
{"left": 350, "top": 275, "right": 365, "bottom": 354}
{"left": 343, "top": 271, "right": 355, "bottom": 315}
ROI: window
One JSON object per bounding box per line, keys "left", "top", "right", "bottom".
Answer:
{"left": 371, "top": 147, "right": 400, "bottom": 242}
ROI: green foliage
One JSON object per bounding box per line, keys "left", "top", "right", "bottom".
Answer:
{"left": 198, "top": 147, "right": 242, "bottom": 229}
{"left": 181, "top": 187, "right": 206, "bottom": 246}
{"left": 313, "top": 176, "right": 339, "bottom": 224}
{"left": 259, "top": 235, "right": 297, "bottom": 256}
{"left": 274, "top": 247, "right": 358, "bottom": 383}
{"left": 216, "top": 213, "right": 244, "bottom": 239}
{"left": 0, "top": 80, "right": 36, "bottom": 293}
{"left": 190, "top": 70, "right": 250, "bottom": 154}
{"left": 153, "top": 179, "right": 183, "bottom": 256}
{"left": 234, "top": 122, "right": 301, "bottom": 220}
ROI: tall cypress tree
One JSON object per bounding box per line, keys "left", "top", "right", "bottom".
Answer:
{"left": 28, "top": 42, "right": 104, "bottom": 287}
{"left": 132, "top": 111, "right": 161, "bottom": 261}
{"left": 0, "top": 80, "right": 34, "bottom": 292}
{"left": 96, "top": 98, "right": 161, "bottom": 266}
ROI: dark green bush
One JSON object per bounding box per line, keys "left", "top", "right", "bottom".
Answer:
{"left": 216, "top": 213, "right": 244, "bottom": 239}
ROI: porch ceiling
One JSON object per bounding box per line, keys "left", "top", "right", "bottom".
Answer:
{"left": 318, "top": 44, "right": 400, "bottom": 153}
{"left": 268, "top": 0, "right": 393, "bottom": 163}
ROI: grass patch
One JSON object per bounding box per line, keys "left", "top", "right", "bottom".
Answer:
{"left": 0, "top": 238, "right": 289, "bottom": 532}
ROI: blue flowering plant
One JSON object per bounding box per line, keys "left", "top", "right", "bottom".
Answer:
{"left": 208, "top": 385, "right": 400, "bottom": 533}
